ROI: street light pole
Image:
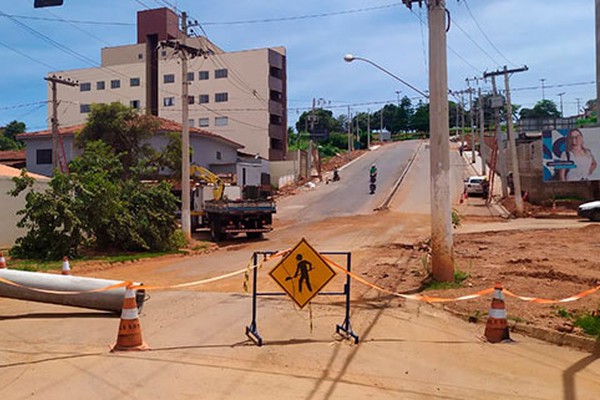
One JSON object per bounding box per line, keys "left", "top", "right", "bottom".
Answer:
{"left": 344, "top": 54, "right": 429, "bottom": 99}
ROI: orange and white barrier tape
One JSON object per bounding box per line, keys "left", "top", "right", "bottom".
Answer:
{"left": 320, "top": 254, "right": 494, "bottom": 303}
{"left": 504, "top": 285, "right": 600, "bottom": 304}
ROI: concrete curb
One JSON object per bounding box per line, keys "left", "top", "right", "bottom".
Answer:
{"left": 443, "top": 306, "right": 599, "bottom": 353}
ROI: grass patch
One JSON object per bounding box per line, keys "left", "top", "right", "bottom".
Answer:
{"left": 574, "top": 314, "right": 600, "bottom": 338}
{"left": 7, "top": 250, "right": 183, "bottom": 272}
{"left": 425, "top": 269, "right": 470, "bottom": 290}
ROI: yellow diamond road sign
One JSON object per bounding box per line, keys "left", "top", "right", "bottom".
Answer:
{"left": 269, "top": 238, "right": 336, "bottom": 309}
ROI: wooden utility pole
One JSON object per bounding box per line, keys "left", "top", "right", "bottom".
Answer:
{"left": 160, "top": 12, "right": 207, "bottom": 241}
{"left": 367, "top": 110, "right": 371, "bottom": 149}
{"left": 44, "top": 75, "right": 78, "bottom": 173}
{"left": 404, "top": 0, "right": 453, "bottom": 282}
{"left": 485, "top": 66, "right": 528, "bottom": 214}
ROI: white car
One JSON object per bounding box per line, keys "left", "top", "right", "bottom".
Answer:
{"left": 464, "top": 176, "right": 486, "bottom": 195}
{"left": 577, "top": 200, "right": 600, "bottom": 221}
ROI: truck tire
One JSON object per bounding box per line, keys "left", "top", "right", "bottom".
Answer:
{"left": 210, "top": 220, "right": 225, "bottom": 242}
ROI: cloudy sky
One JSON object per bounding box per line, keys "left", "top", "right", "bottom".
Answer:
{"left": 0, "top": 0, "right": 596, "bottom": 132}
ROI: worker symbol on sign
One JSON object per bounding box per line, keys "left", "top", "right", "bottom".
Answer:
{"left": 285, "top": 254, "right": 314, "bottom": 292}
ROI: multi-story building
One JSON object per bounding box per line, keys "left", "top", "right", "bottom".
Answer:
{"left": 47, "top": 7, "right": 287, "bottom": 161}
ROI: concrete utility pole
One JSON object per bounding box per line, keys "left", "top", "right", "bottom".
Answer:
{"left": 487, "top": 75, "right": 508, "bottom": 198}
{"left": 557, "top": 92, "right": 566, "bottom": 118}
{"left": 465, "top": 79, "right": 476, "bottom": 164}
{"left": 478, "top": 87, "right": 486, "bottom": 175}
{"left": 597, "top": 0, "right": 600, "bottom": 119}
{"left": 347, "top": 106, "right": 352, "bottom": 151}
{"left": 160, "top": 12, "right": 207, "bottom": 241}
{"left": 367, "top": 110, "right": 371, "bottom": 149}
{"left": 44, "top": 75, "right": 78, "bottom": 172}
{"left": 403, "top": 0, "right": 453, "bottom": 282}
{"left": 485, "top": 66, "right": 528, "bottom": 215}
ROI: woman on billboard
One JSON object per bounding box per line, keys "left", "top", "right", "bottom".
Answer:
{"left": 558, "top": 128, "right": 597, "bottom": 181}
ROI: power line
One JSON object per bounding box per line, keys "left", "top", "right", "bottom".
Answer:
{"left": 200, "top": 3, "right": 401, "bottom": 26}
{"left": 0, "top": 13, "right": 134, "bottom": 26}
{"left": 461, "top": 0, "right": 517, "bottom": 68}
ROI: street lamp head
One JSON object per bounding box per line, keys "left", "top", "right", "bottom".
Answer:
{"left": 343, "top": 54, "right": 355, "bottom": 63}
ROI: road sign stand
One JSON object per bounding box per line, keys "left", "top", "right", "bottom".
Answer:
{"left": 245, "top": 250, "right": 359, "bottom": 346}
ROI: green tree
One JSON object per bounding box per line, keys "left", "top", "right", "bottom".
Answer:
{"left": 10, "top": 141, "right": 180, "bottom": 260}
{"left": 77, "top": 103, "right": 160, "bottom": 173}
{"left": 412, "top": 102, "right": 430, "bottom": 132}
{"left": 0, "top": 120, "right": 26, "bottom": 150}
{"left": 295, "top": 108, "right": 341, "bottom": 135}
{"left": 519, "top": 99, "right": 560, "bottom": 119}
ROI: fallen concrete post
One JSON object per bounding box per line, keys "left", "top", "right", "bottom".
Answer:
{"left": 0, "top": 269, "right": 144, "bottom": 314}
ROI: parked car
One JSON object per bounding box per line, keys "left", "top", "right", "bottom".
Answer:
{"left": 577, "top": 200, "right": 600, "bottom": 221}
{"left": 464, "top": 176, "right": 486, "bottom": 195}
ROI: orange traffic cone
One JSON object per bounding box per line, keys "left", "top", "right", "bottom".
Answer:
{"left": 111, "top": 286, "right": 148, "bottom": 352}
{"left": 61, "top": 256, "right": 71, "bottom": 275}
{"left": 484, "top": 283, "right": 511, "bottom": 343}
{"left": 0, "top": 252, "right": 6, "bottom": 269}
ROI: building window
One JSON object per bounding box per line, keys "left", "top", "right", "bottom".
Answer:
{"left": 216, "top": 151, "right": 222, "bottom": 160}
{"left": 189, "top": 119, "right": 195, "bottom": 128}
{"left": 163, "top": 74, "right": 175, "bottom": 84}
{"left": 270, "top": 114, "right": 283, "bottom": 125}
{"left": 130, "top": 100, "right": 141, "bottom": 109}
{"left": 110, "top": 79, "right": 121, "bottom": 89}
{"left": 187, "top": 72, "right": 195, "bottom": 82}
{"left": 199, "top": 70, "right": 209, "bottom": 80}
{"left": 215, "top": 68, "right": 228, "bottom": 79}
{"left": 199, "top": 94, "right": 209, "bottom": 104}
{"left": 164, "top": 97, "right": 175, "bottom": 107}
{"left": 138, "top": 53, "right": 143, "bottom": 60}
{"left": 270, "top": 66, "right": 283, "bottom": 79}
{"left": 36, "top": 149, "right": 52, "bottom": 165}
{"left": 215, "top": 116, "right": 228, "bottom": 126}
{"left": 96, "top": 81, "right": 105, "bottom": 90}
{"left": 199, "top": 118, "right": 209, "bottom": 127}
{"left": 80, "top": 104, "right": 91, "bottom": 113}
{"left": 80, "top": 82, "right": 91, "bottom": 92}
{"left": 215, "top": 92, "right": 228, "bottom": 103}
{"left": 270, "top": 90, "right": 283, "bottom": 103}
{"left": 161, "top": 50, "right": 167, "bottom": 57}
{"left": 130, "top": 77, "right": 141, "bottom": 87}
{"left": 188, "top": 95, "right": 195, "bottom": 105}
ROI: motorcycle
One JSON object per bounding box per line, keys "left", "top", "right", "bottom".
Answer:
{"left": 369, "top": 172, "right": 377, "bottom": 194}
{"left": 332, "top": 170, "right": 340, "bottom": 182}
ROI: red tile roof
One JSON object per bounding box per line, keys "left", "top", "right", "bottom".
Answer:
{"left": 16, "top": 116, "right": 243, "bottom": 149}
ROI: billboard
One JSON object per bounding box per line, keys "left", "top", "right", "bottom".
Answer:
{"left": 542, "top": 127, "right": 600, "bottom": 182}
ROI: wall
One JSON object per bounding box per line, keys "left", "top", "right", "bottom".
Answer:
{"left": 0, "top": 170, "right": 50, "bottom": 249}
{"left": 269, "top": 150, "right": 307, "bottom": 188}
{"left": 516, "top": 140, "right": 594, "bottom": 203}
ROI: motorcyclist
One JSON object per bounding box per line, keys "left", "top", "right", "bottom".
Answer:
{"left": 369, "top": 163, "right": 377, "bottom": 194}
{"left": 369, "top": 163, "right": 377, "bottom": 177}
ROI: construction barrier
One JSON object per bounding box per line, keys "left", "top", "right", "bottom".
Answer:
{"left": 1, "top": 248, "right": 600, "bottom": 348}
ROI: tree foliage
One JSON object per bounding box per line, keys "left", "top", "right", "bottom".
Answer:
{"left": 519, "top": 99, "right": 561, "bottom": 119}
{"left": 0, "top": 120, "right": 26, "bottom": 150}
{"left": 10, "top": 141, "right": 180, "bottom": 260}
{"left": 77, "top": 103, "right": 160, "bottom": 173}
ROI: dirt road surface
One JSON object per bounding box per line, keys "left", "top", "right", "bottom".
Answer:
{"left": 1, "top": 141, "right": 600, "bottom": 399}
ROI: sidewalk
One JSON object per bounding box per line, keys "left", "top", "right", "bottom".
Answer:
{"left": 453, "top": 145, "right": 511, "bottom": 219}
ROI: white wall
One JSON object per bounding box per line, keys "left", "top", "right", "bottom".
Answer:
{"left": 0, "top": 172, "right": 50, "bottom": 249}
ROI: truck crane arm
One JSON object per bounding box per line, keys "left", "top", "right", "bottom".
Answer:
{"left": 190, "top": 164, "right": 225, "bottom": 201}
